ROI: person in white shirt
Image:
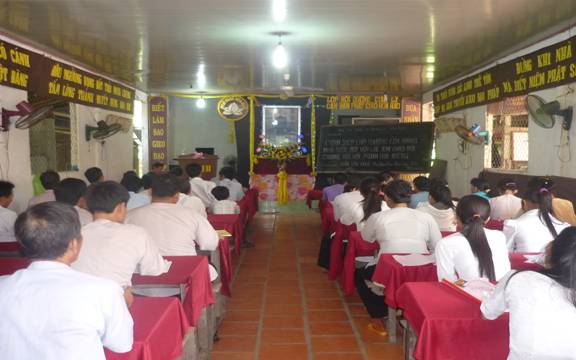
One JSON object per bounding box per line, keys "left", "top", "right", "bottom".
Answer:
{"left": 72, "top": 181, "right": 167, "bottom": 288}
{"left": 54, "top": 178, "right": 93, "bottom": 226}
{"left": 436, "top": 195, "right": 511, "bottom": 282}
{"left": 504, "top": 186, "right": 569, "bottom": 252}
{"left": 332, "top": 176, "right": 363, "bottom": 221}
{"left": 186, "top": 163, "right": 216, "bottom": 207}
{"left": 211, "top": 186, "right": 241, "bottom": 215}
{"left": 356, "top": 180, "right": 442, "bottom": 336}
{"left": 29, "top": 170, "right": 59, "bottom": 207}
{"left": 218, "top": 166, "right": 245, "bottom": 202}
{"left": 121, "top": 172, "right": 151, "bottom": 210}
{"left": 177, "top": 178, "right": 207, "bottom": 217}
{"left": 0, "top": 181, "right": 17, "bottom": 243}
{"left": 127, "top": 173, "right": 219, "bottom": 256}
{"left": 481, "top": 226, "right": 576, "bottom": 359}
{"left": 489, "top": 179, "right": 522, "bottom": 221}
{"left": 416, "top": 183, "right": 457, "bottom": 232}
{"left": 0, "top": 202, "right": 133, "bottom": 359}
{"left": 409, "top": 176, "right": 430, "bottom": 209}
{"left": 340, "top": 177, "right": 388, "bottom": 231}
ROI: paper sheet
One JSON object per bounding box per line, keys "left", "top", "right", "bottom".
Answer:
{"left": 452, "top": 279, "right": 495, "bottom": 302}
{"left": 392, "top": 254, "right": 435, "bottom": 266}
{"left": 163, "top": 259, "right": 172, "bottom": 273}
{"left": 523, "top": 253, "right": 544, "bottom": 264}
{"left": 216, "top": 230, "right": 232, "bottom": 237}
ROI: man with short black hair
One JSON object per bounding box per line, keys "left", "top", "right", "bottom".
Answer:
{"left": 322, "top": 173, "right": 347, "bottom": 203}
{"left": 410, "top": 176, "right": 431, "bottom": 209}
{"left": 177, "top": 178, "right": 207, "bottom": 217}
{"left": 0, "top": 202, "right": 133, "bottom": 359}
{"left": 85, "top": 167, "right": 104, "bottom": 184}
{"left": 0, "top": 180, "right": 16, "bottom": 242}
{"left": 29, "top": 170, "right": 60, "bottom": 207}
{"left": 127, "top": 173, "right": 218, "bottom": 255}
{"left": 72, "top": 181, "right": 166, "bottom": 288}
{"left": 211, "top": 186, "right": 240, "bottom": 214}
{"left": 151, "top": 162, "right": 164, "bottom": 175}
{"left": 120, "top": 173, "right": 150, "bottom": 210}
{"left": 54, "top": 178, "right": 93, "bottom": 226}
{"left": 186, "top": 163, "right": 216, "bottom": 207}
{"left": 218, "top": 166, "right": 244, "bottom": 202}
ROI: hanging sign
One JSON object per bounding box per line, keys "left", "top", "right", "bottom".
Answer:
{"left": 326, "top": 95, "right": 402, "bottom": 111}
{"left": 217, "top": 96, "right": 248, "bottom": 144}
{"left": 434, "top": 36, "right": 576, "bottom": 116}
{"left": 149, "top": 96, "right": 168, "bottom": 166}
{"left": 401, "top": 98, "right": 421, "bottom": 123}
{"left": 0, "top": 41, "right": 37, "bottom": 91}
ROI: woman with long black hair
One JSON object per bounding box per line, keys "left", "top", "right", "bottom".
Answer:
{"left": 340, "top": 177, "right": 388, "bottom": 230}
{"left": 482, "top": 227, "right": 576, "bottom": 358}
{"left": 416, "top": 183, "right": 457, "bottom": 232}
{"left": 504, "top": 186, "right": 569, "bottom": 252}
{"left": 435, "top": 195, "right": 510, "bottom": 282}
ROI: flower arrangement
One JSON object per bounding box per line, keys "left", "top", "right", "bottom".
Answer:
{"left": 255, "top": 135, "right": 308, "bottom": 162}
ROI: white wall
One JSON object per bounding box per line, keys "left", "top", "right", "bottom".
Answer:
{"left": 425, "top": 25, "right": 576, "bottom": 196}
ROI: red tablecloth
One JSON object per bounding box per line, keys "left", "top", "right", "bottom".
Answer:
{"left": 218, "top": 237, "right": 232, "bottom": 297}
{"left": 105, "top": 297, "right": 189, "bottom": 360}
{"left": 0, "top": 242, "right": 20, "bottom": 253}
{"left": 397, "top": 282, "right": 509, "bottom": 360}
{"left": 132, "top": 256, "right": 215, "bottom": 327}
{"left": 0, "top": 257, "right": 29, "bottom": 275}
{"left": 341, "top": 231, "right": 379, "bottom": 296}
{"left": 328, "top": 222, "right": 356, "bottom": 280}
{"left": 509, "top": 252, "right": 544, "bottom": 271}
{"left": 306, "top": 189, "right": 323, "bottom": 208}
{"left": 239, "top": 189, "right": 259, "bottom": 224}
{"left": 486, "top": 219, "right": 505, "bottom": 231}
{"left": 208, "top": 214, "right": 243, "bottom": 256}
{"left": 320, "top": 202, "right": 335, "bottom": 237}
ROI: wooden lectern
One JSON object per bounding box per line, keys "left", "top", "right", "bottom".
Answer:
{"left": 177, "top": 154, "right": 219, "bottom": 180}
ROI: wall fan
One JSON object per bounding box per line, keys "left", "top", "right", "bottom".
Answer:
{"left": 85, "top": 120, "right": 123, "bottom": 141}
{"left": 525, "top": 94, "right": 573, "bottom": 130}
{"left": 455, "top": 124, "right": 489, "bottom": 145}
{"left": 1, "top": 101, "right": 53, "bottom": 131}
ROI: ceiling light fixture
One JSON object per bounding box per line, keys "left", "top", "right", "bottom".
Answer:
{"left": 272, "top": 0, "right": 287, "bottom": 23}
{"left": 272, "top": 37, "right": 288, "bottom": 69}
{"left": 196, "top": 95, "right": 206, "bottom": 109}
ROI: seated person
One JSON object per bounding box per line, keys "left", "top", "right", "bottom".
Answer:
{"left": 340, "top": 177, "right": 388, "bottom": 231}
{"left": 481, "top": 226, "right": 576, "bottom": 359}
{"left": 322, "top": 173, "right": 347, "bottom": 203}
{"left": 177, "top": 178, "right": 207, "bottom": 217}
{"left": 29, "top": 170, "right": 60, "bottom": 207}
{"left": 504, "top": 186, "right": 569, "bottom": 252}
{"left": 409, "top": 176, "right": 430, "bottom": 209}
{"left": 528, "top": 176, "right": 576, "bottom": 225}
{"left": 489, "top": 178, "right": 522, "bottom": 220}
{"left": 332, "top": 176, "right": 363, "bottom": 221}
{"left": 416, "top": 183, "right": 457, "bottom": 232}
{"left": 211, "top": 186, "right": 240, "bottom": 215}
{"left": 435, "top": 195, "right": 510, "bottom": 282}
{"left": 0, "top": 181, "right": 17, "bottom": 242}
{"left": 127, "top": 173, "right": 218, "bottom": 256}
{"left": 54, "top": 178, "right": 93, "bottom": 226}
{"left": 356, "top": 180, "right": 441, "bottom": 335}
{"left": 84, "top": 167, "right": 104, "bottom": 184}
{"left": 0, "top": 202, "right": 133, "bottom": 359}
{"left": 470, "top": 177, "right": 491, "bottom": 201}
{"left": 378, "top": 172, "right": 394, "bottom": 189}
{"left": 120, "top": 172, "right": 151, "bottom": 210}
{"left": 169, "top": 166, "right": 184, "bottom": 177}
{"left": 72, "top": 181, "right": 167, "bottom": 288}
{"left": 217, "top": 166, "right": 245, "bottom": 202}
{"left": 150, "top": 162, "right": 164, "bottom": 175}
{"left": 186, "top": 163, "right": 216, "bottom": 207}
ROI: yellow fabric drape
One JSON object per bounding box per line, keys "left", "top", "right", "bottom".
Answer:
{"left": 249, "top": 97, "right": 256, "bottom": 175}
{"left": 276, "top": 170, "right": 289, "bottom": 205}
{"left": 310, "top": 95, "right": 317, "bottom": 176}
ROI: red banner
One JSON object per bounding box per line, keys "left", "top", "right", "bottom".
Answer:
{"left": 149, "top": 96, "right": 168, "bottom": 167}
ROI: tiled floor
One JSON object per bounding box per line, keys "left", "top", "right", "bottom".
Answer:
{"left": 212, "top": 212, "right": 404, "bottom": 360}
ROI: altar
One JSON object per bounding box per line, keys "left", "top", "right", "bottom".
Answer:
{"left": 249, "top": 157, "right": 315, "bottom": 201}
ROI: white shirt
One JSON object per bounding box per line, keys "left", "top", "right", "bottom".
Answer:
{"left": 503, "top": 209, "right": 569, "bottom": 252}
{"left": 0, "top": 206, "right": 17, "bottom": 243}
{"left": 0, "top": 261, "right": 133, "bottom": 359}
{"left": 435, "top": 229, "right": 511, "bottom": 282}
{"left": 75, "top": 206, "right": 93, "bottom": 227}
{"left": 481, "top": 271, "right": 576, "bottom": 360}
{"left": 490, "top": 194, "right": 522, "bottom": 221}
{"left": 72, "top": 219, "right": 167, "bottom": 287}
{"left": 332, "top": 190, "right": 363, "bottom": 221}
{"left": 211, "top": 200, "right": 240, "bottom": 215}
{"left": 127, "top": 202, "right": 219, "bottom": 256}
{"left": 340, "top": 200, "right": 389, "bottom": 231}
{"left": 127, "top": 191, "right": 151, "bottom": 210}
{"left": 177, "top": 193, "right": 207, "bottom": 218}
{"left": 28, "top": 189, "right": 55, "bottom": 207}
{"left": 361, "top": 207, "right": 442, "bottom": 256}
{"left": 218, "top": 178, "right": 245, "bottom": 202}
{"left": 416, "top": 202, "right": 457, "bottom": 232}
{"left": 189, "top": 177, "right": 216, "bottom": 207}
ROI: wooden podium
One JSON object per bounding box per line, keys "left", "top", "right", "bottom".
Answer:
{"left": 177, "top": 154, "right": 219, "bottom": 180}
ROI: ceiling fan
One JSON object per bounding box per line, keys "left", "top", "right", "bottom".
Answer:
{"left": 85, "top": 120, "right": 123, "bottom": 141}
{"left": 525, "top": 94, "right": 573, "bottom": 130}
{"left": 1, "top": 101, "right": 53, "bottom": 131}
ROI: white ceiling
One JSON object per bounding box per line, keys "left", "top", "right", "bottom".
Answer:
{"left": 1, "top": 0, "right": 576, "bottom": 95}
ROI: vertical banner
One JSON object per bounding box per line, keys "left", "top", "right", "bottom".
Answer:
{"left": 401, "top": 98, "right": 421, "bottom": 123}
{"left": 148, "top": 96, "right": 168, "bottom": 168}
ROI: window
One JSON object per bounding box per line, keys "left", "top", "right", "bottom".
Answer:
{"left": 29, "top": 101, "right": 77, "bottom": 174}
{"left": 262, "top": 105, "right": 301, "bottom": 146}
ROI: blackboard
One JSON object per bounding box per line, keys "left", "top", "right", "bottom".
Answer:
{"left": 317, "top": 123, "right": 435, "bottom": 173}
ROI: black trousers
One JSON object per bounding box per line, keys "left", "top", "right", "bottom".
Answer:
{"left": 355, "top": 265, "right": 388, "bottom": 318}
{"left": 317, "top": 233, "right": 332, "bottom": 269}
